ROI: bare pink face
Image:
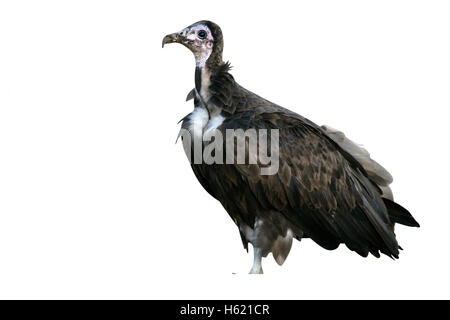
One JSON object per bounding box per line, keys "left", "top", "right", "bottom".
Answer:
{"left": 162, "top": 23, "right": 214, "bottom": 67}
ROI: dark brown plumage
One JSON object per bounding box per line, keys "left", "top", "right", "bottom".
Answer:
{"left": 163, "top": 20, "right": 419, "bottom": 273}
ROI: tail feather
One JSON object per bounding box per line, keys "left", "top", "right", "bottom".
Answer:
{"left": 321, "top": 125, "right": 419, "bottom": 229}
{"left": 383, "top": 198, "right": 420, "bottom": 227}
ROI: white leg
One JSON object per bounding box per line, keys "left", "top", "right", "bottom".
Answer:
{"left": 249, "top": 247, "right": 263, "bottom": 274}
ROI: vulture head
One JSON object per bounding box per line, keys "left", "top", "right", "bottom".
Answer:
{"left": 162, "top": 20, "right": 223, "bottom": 69}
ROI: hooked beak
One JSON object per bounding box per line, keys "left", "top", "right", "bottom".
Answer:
{"left": 162, "top": 32, "right": 183, "bottom": 48}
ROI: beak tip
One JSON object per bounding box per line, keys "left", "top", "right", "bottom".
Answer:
{"left": 162, "top": 35, "right": 172, "bottom": 48}
{"left": 162, "top": 33, "right": 182, "bottom": 48}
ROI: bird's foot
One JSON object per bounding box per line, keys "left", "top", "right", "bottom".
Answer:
{"left": 249, "top": 266, "right": 264, "bottom": 274}
{"left": 249, "top": 246, "right": 264, "bottom": 274}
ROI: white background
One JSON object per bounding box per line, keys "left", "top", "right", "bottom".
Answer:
{"left": 0, "top": 0, "right": 449, "bottom": 299}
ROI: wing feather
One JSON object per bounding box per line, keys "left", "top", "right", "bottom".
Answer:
{"left": 214, "top": 110, "right": 400, "bottom": 258}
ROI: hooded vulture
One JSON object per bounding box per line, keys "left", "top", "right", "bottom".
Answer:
{"left": 162, "top": 20, "right": 419, "bottom": 274}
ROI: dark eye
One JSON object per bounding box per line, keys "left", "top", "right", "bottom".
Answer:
{"left": 197, "top": 30, "right": 207, "bottom": 39}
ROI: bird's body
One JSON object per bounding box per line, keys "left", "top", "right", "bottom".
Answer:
{"left": 163, "top": 20, "right": 419, "bottom": 273}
